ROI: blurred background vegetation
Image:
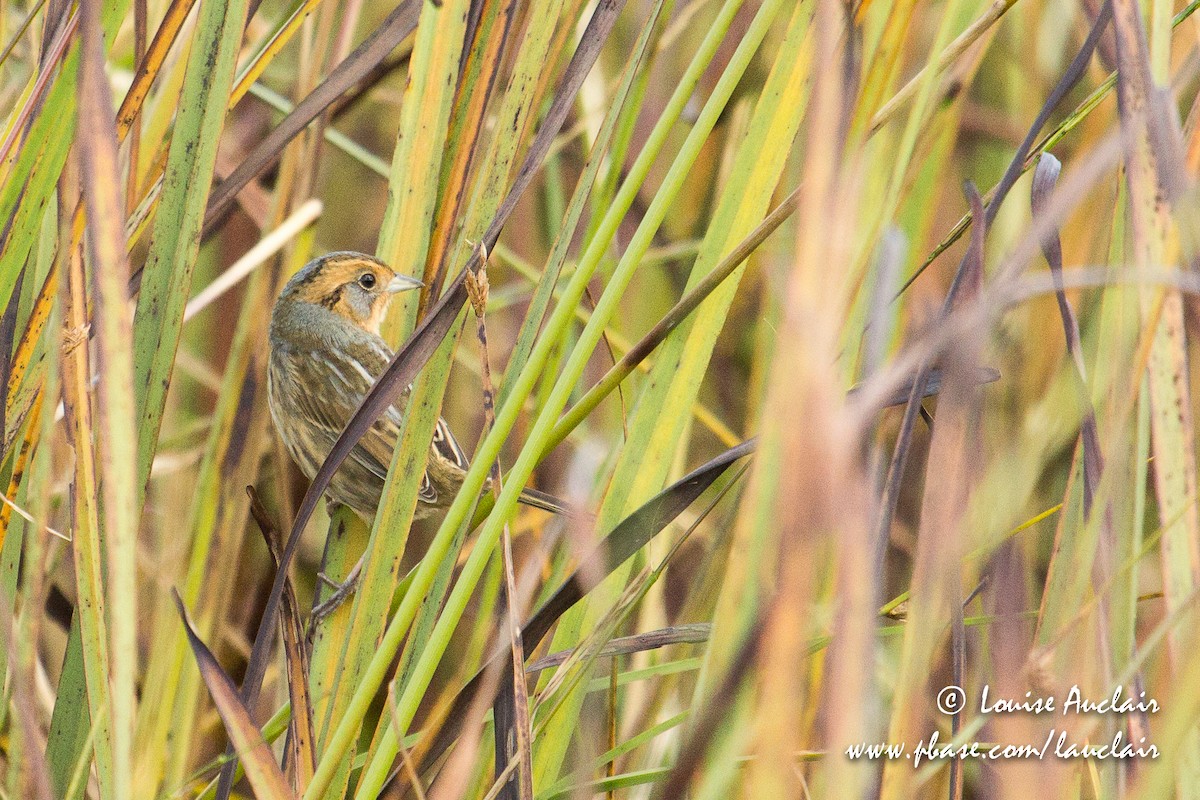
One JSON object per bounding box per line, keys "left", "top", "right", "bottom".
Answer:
{"left": 1, "top": 0, "right": 1199, "bottom": 798}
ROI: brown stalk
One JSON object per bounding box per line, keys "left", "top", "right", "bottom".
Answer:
{"left": 466, "top": 255, "right": 534, "bottom": 800}
{"left": 248, "top": 488, "right": 317, "bottom": 793}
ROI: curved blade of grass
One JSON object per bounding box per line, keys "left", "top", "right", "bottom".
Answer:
{"left": 174, "top": 594, "right": 295, "bottom": 800}
{"left": 897, "top": 0, "right": 1124, "bottom": 296}
{"left": 906, "top": 0, "right": 1200, "bottom": 289}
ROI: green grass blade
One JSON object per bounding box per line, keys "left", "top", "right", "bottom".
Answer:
{"left": 131, "top": 0, "right": 250, "bottom": 489}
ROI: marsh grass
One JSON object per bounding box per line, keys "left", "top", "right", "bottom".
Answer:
{"left": 2, "top": 0, "right": 1200, "bottom": 798}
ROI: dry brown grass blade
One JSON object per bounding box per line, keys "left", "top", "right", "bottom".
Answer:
{"left": 248, "top": 487, "right": 316, "bottom": 793}
{"left": 174, "top": 593, "right": 296, "bottom": 800}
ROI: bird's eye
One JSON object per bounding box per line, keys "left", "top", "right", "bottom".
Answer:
{"left": 358, "top": 273, "right": 377, "bottom": 290}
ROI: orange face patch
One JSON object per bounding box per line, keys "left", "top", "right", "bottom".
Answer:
{"left": 290, "top": 254, "right": 397, "bottom": 333}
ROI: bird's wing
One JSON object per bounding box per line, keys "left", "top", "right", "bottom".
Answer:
{"left": 431, "top": 416, "right": 469, "bottom": 470}
{"left": 285, "top": 343, "right": 398, "bottom": 485}
{"left": 308, "top": 335, "right": 463, "bottom": 504}
{"left": 346, "top": 337, "right": 471, "bottom": 468}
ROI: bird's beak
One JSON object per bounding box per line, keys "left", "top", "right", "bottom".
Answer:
{"left": 386, "top": 274, "right": 424, "bottom": 293}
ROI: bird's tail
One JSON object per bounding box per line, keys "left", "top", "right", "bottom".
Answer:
{"left": 518, "top": 486, "right": 570, "bottom": 515}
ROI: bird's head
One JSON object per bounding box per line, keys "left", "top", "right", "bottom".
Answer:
{"left": 279, "top": 251, "right": 423, "bottom": 335}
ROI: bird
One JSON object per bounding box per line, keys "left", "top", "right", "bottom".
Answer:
{"left": 267, "top": 251, "right": 564, "bottom": 531}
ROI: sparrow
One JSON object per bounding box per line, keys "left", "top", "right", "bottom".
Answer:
{"left": 267, "top": 251, "right": 563, "bottom": 525}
